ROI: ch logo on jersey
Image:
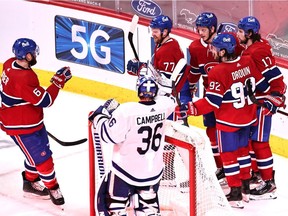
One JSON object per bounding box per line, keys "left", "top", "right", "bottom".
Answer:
{"left": 204, "top": 62, "right": 219, "bottom": 74}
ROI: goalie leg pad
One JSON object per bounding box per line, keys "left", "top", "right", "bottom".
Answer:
{"left": 134, "top": 186, "right": 160, "bottom": 216}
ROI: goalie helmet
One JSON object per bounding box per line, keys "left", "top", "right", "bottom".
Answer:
{"left": 150, "top": 15, "right": 173, "bottom": 33}
{"left": 12, "top": 38, "right": 39, "bottom": 60}
{"left": 238, "top": 16, "right": 260, "bottom": 35}
{"left": 212, "top": 33, "right": 236, "bottom": 54}
{"left": 195, "top": 12, "right": 217, "bottom": 30}
{"left": 137, "top": 75, "right": 158, "bottom": 99}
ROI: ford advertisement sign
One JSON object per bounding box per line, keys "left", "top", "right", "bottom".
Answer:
{"left": 131, "top": 0, "right": 162, "bottom": 18}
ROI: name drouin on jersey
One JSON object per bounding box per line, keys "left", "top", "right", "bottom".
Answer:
{"left": 137, "top": 113, "right": 165, "bottom": 125}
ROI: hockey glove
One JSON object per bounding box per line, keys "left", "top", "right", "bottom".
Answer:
{"left": 262, "top": 93, "right": 286, "bottom": 116}
{"left": 127, "top": 59, "right": 147, "bottom": 76}
{"left": 103, "top": 98, "right": 120, "bottom": 114}
{"left": 88, "top": 106, "right": 111, "bottom": 122}
{"left": 51, "top": 66, "right": 72, "bottom": 89}
{"left": 175, "top": 101, "right": 198, "bottom": 118}
{"left": 175, "top": 104, "right": 188, "bottom": 119}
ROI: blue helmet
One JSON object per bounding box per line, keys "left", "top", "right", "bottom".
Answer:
{"left": 12, "top": 38, "right": 39, "bottom": 60}
{"left": 137, "top": 75, "right": 158, "bottom": 99}
{"left": 150, "top": 15, "right": 173, "bottom": 33}
{"left": 238, "top": 16, "right": 260, "bottom": 35}
{"left": 196, "top": 12, "right": 217, "bottom": 30}
{"left": 212, "top": 33, "right": 236, "bottom": 54}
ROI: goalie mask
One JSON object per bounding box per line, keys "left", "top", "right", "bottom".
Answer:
{"left": 136, "top": 76, "right": 158, "bottom": 99}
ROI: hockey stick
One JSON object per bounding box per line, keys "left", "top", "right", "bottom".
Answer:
{"left": 246, "top": 79, "right": 288, "bottom": 116}
{"left": 171, "top": 58, "right": 189, "bottom": 126}
{"left": 128, "top": 14, "right": 139, "bottom": 60}
{"left": 47, "top": 131, "right": 87, "bottom": 146}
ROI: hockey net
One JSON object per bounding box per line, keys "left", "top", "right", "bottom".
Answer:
{"left": 88, "top": 118, "right": 234, "bottom": 216}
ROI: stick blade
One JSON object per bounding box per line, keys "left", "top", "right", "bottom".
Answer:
{"left": 171, "top": 58, "right": 187, "bottom": 82}
{"left": 129, "top": 14, "right": 139, "bottom": 34}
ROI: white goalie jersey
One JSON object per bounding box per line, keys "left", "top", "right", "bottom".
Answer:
{"left": 94, "top": 95, "right": 176, "bottom": 186}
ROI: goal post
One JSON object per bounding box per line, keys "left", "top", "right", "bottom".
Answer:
{"left": 88, "top": 117, "right": 234, "bottom": 216}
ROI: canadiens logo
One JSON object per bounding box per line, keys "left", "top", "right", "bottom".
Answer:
{"left": 41, "top": 151, "right": 46, "bottom": 157}
{"left": 204, "top": 62, "right": 219, "bottom": 74}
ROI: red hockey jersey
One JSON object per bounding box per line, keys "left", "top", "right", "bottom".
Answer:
{"left": 153, "top": 38, "right": 184, "bottom": 73}
{"left": 242, "top": 39, "right": 286, "bottom": 96}
{"left": 0, "top": 58, "right": 60, "bottom": 135}
{"left": 194, "top": 55, "right": 269, "bottom": 132}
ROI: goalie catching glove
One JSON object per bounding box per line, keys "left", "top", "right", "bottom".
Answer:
{"left": 89, "top": 98, "right": 120, "bottom": 122}
{"left": 127, "top": 59, "right": 147, "bottom": 76}
{"left": 50, "top": 66, "right": 72, "bottom": 88}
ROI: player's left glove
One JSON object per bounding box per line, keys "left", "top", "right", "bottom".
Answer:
{"left": 262, "top": 93, "right": 286, "bottom": 116}
{"left": 51, "top": 66, "right": 72, "bottom": 89}
{"left": 127, "top": 59, "right": 147, "bottom": 76}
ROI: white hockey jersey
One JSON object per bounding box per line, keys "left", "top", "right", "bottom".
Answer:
{"left": 97, "top": 95, "right": 176, "bottom": 186}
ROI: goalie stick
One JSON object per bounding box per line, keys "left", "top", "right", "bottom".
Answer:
{"left": 128, "top": 14, "right": 139, "bottom": 60}
{"left": 171, "top": 58, "right": 189, "bottom": 126}
{"left": 47, "top": 131, "right": 87, "bottom": 146}
{"left": 246, "top": 79, "right": 288, "bottom": 116}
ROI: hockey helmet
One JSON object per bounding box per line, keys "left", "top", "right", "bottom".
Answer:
{"left": 137, "top": 75, "right": 158, "bottom": 99}
{"left": 196, "top": 12, "right": 217, "bottom": 30}
{"left": 12, "top": 38, "right": 39, "bottom": 60}
{"left": 212, "top": 33, "right": 236, "bottom": 54}
{"left": 150, "top": 15, "right": 173, "bottom": 33}
{"left": 238, "top": 16, "right": 260, "bottom": 35}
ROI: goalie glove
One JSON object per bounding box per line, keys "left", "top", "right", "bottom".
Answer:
{"left": 103, "top": 98, "right": 120, "bottom": 114}
{"left": 50, "top": 66, "right": 72, "bottom": 89}
{"left": 88, "top": 99, "right": 120, "bottom": 122}
{"left": 127, "top": 59, "right": 147, "bottom": 76}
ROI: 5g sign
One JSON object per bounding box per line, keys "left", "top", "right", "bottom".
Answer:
{"left": 55, "top": 15, "right": 125, "bottom": 73}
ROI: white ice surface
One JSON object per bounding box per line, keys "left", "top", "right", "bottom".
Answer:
{"left": 0, "top": 91, "right": 288, "bottom": 216}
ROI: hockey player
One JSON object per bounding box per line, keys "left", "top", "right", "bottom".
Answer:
{"left": 237, "top": 16, "right": 286, "bottom": 200}
{"left": 127, "top": 14, "right": 191, "bottom": 187}
{"left": 0, "top": 38, "right": 72, "bottom": 207}
{"left": 177, "top": 33, "right": 271, "bottom": 208}
{"left": 188, "top": 12, "right": 224, "bottom": 180}
{"left": 89, "top": 74, "right": 177, "bottom": 215}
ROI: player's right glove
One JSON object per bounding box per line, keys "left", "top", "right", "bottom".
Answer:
{"left": 88, "top": 98, "right": 120, "bottom": 122}
{"left": 127, "top": 59, "right": 147, "bottom": 76}
{"left": 51, "top": 66, "right": 72, "bottom": 89}
{"left": 175, "top": 102, "right": 198, "bottom": 117}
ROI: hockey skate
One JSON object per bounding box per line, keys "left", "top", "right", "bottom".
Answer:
{"left": 216, "top": 168, "right": 227, "bottom": 187}
{"left": 249, "top": 179, "right": 277, "bottom": 200}
{"left": 22, "top": 171, "right": 50, "bottom": 199}
{"left": 250, "top": 171, "right": 262, "bottom": 189}
{"left": 48, "top": 184, "right": 65, "bottom": 209}
{"left": 241, "top": 179, "right": 250, "bottom": 203}
{"left": 226, "top": 187, "right": 244, "bottom": 209}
